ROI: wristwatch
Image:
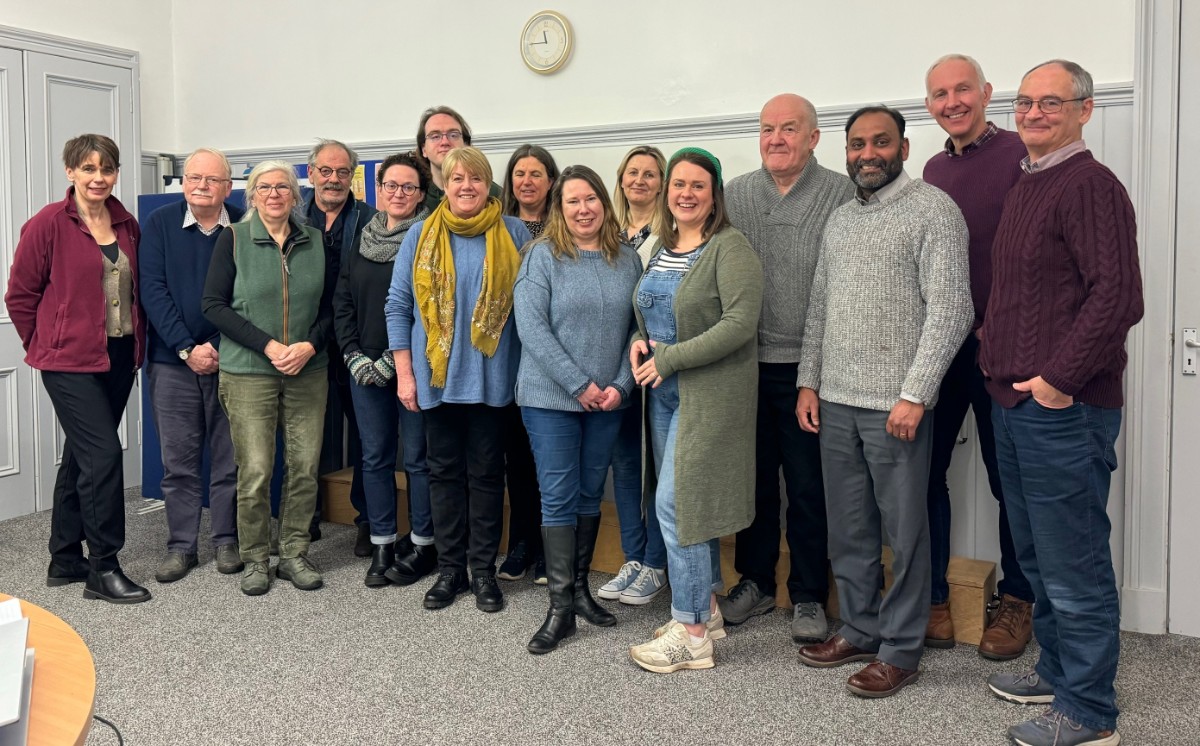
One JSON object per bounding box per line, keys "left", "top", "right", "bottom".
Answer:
{"left": 178, "top": 346, "right": 195, "bottom": 361}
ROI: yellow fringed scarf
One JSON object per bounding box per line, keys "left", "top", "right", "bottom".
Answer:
{"left": 412, "top": 197, "right": 520, "bottom": 388}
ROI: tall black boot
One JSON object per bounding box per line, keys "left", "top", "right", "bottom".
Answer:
{"left": 573, "top": 515, "right": 616, "bottom": 627}
{"left": 528, "top": 525, "right": 577, "bottom": 655}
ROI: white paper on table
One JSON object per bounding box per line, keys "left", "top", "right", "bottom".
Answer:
{"left": 0, "top": 617, "right": 29, "bottom": 727}
{"left": 0, "top": 648, "right": 34, "bottom": 746}
{"left": 0, "top": 601, "right": 20, "bottom": 625}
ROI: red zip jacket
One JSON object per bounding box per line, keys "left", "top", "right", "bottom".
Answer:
{"left": 4, "top": 187, "right": 145, "bottom": 372}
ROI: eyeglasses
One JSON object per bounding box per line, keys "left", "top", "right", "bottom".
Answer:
{"left": 313, "top": 166, "right": 352, "bottom": 180}
{"left": 425, "top": 130, "right": 463, "bottom": 144}
{"left": 1011, "top": 97, "right": 1088, "bottom": 114}
{"left": 381, "top": 182, "right": 421, "bottom": 196}
{"left": 184, "top": 174, "right": 230, "bottom": 186}
{"left": 254, "top": 183, "right": 292, "bottom": 195}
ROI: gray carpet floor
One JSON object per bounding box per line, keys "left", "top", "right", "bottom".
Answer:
{"left": 1, "top": 489, "right": 1198, "bottom": 746}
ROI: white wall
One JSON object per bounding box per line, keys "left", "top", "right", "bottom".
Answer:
{"left": 169, "top": 0, "right": 1135, "bottom": 154}
{"left": 0, "top": 0, "right": 176, "bottom": 153}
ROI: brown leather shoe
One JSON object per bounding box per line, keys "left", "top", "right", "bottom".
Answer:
{"left": 979, "top": 594, "right": 1033, "bottom": 661}
{"left": 798, "top": 634, "right": 876, "bottom": 668}
{"left": 846, "top": 660, "right": 920, "bottom": 698}
{"left": 925, "top": 601, "right": 955, "bottom": 649}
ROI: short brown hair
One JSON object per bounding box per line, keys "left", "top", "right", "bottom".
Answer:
{"left": 377, "top": 150, "right": 431, "bottom": 194}
{"left": 62, "top": 134, "right": 120, "bottom": 170}
{"left": 416, "top": 106, "right": 472, "bottom": 169}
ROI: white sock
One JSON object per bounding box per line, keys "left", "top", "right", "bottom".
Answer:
{"left": 689, "top": 633, "right": 706, "bottom": 645}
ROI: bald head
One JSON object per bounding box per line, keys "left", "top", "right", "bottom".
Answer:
{"left": 759, "top": 94, "right": 821, "bottom": 193}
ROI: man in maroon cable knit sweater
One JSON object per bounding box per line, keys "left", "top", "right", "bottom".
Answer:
{"left": 980, "top": 59, "right": 1143, "bottom": 746}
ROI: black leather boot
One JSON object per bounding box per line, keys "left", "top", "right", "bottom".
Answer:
{"left": 528, "top": 525, "right": 578, "bottom": 654}
{"left": 385, "top": 542, "right": 439, "bottom": 586}
{"left": 83, "top": 567, "right": 152, "bottom": 604}
{"left": 573, "top": 515, "right": 616, "bottom": 627}
{"left": 364, "top": 543, "right": 395, "bottom": 587}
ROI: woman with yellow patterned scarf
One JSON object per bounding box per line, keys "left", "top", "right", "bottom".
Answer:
{"left": 384, "top": 146, "right": 531, "bottom": 613}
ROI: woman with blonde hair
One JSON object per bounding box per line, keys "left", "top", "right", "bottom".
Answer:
{"left": 385, "top": 146, "right": 531, "bottom": 613}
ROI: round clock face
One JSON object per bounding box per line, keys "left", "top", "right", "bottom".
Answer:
{"left": 521, "top": 11, "right": 572, "bottom": 74}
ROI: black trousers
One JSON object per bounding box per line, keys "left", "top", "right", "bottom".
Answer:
{"left": 502, "top": 403, "right": 542, "bottom": 555}
{"left": 424, "top": 403, "right": 506, "bottom": 574}
{"left": 40, "top": 336, "right": 136, "bottom": 572}
{"left": 734, "top": 362, "right": 829, "bottom": 602}
{"left": 315, "top": 351, "right": 365, "bottom": 526}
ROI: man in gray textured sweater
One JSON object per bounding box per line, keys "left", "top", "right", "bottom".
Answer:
{"left": 722, "top": 94, "right": 855, "bottom": 643}
{"left": 795, "top": 107, "right": 971, "bottom": 699}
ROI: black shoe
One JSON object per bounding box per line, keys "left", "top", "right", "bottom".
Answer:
{"left": 528, "top": 525, "right": 578, "bottom": 655}
{"left": 365, "top": 543, "right": 395, "bottom": 588}
{"left": 83, "top": 568, "right": 152, "bottom": 604}
{"left": 309, "top": 521, "right": 322, "bottom": 543}
{"left": 385, "top": 543, "right": 438, "bottom": 586}
{"left": 532, "top": 553, "right": 548, "bottom": 585}
{"left": 497, "top": 540, "right": 529, "bottom": 581}
{"left": 574, "top": 515, "right": 616, "bottom": 627}
{"left": 472, "top": 572, "right": 505, "bottom": 613}
{"left": 423, "top": 571, "right": 469, "bottom": 609}
{"left": 46, "top": 558, "right": 90, "bottom": 587}
{"left": 353, "top": 523, "right": 371, "bottom": 558}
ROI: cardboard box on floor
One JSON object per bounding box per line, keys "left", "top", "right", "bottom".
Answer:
{"left": 320, "top": 469, "right": 996, "bottom": 645}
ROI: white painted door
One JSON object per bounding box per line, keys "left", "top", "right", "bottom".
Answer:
{"left": 23, "top": 51, "right": 140, "bottom": 510}
{"left": 1169, "top": 2, "right": 1200, "bottom": 637}
{"left": 0, "top": 46, "right": 35, "bottom": 521}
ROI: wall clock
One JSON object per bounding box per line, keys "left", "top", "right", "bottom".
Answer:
{"left": 521, "top": 11, "right": 573, "bottom": 75}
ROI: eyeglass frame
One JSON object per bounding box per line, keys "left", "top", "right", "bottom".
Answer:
{"left": 1010, "top": 96, "right": 1089, "bottom": 114}
{"left": 424, "top": 130, "right": 463, "bottom": 144}
{"left": 254, "top": 183, "right": 293, "bottom": 196}
{"left": 312, "top": 166, "right": 353, "bottom": 180}
{"left": 183, "top": 173, "right": 231, "bottom": 186}
{"left": 380, "top": 181, "right": 422, "bottom": 196}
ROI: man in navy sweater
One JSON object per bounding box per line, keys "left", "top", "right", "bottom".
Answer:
{"left": 140, "top": 148, "right": 244, "bottom": 583}
{"left": 981, "top": 60, "right": 1143, "bottom": 746}
{"left": 921, "top": 54, "right": 1034, "bottom": 659}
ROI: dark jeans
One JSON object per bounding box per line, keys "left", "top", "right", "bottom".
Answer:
{"left": 399, "top": 405, "right": 434, "bottom": 541}
{"left": 521, "top": 407, "right": 623, "bottom": 526}
{"left": 927, "top": 335, "right": 1031, "bottom": 604}
{"left": 41, "top": 336, "right": 136, "bottom": 572}
{"left": 734, "top": 362, "right": 828, "bottom": 602}
{"left": 610, "top": 392, "right": 666, "bottom": 568}
{"left": 424, "top": 403, "right": 506, "bottom": 574}
{"left": 317, "top": 352, "right": 365, "bottom": 526}
{"left": 348, "top": 378, "right": 402, "bottom": 541}
{"left": 992, "top": 398, "right": 1122, "bottom": 731}
{"left": 503, "top": 403, "right": 542, "bottom": 555}
{"left": 147, "top": 363, "right": 237, "bottom": 553}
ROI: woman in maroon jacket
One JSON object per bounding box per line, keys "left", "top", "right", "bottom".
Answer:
{"left": 4, "top": 133, "right": 149, "bottom": 604}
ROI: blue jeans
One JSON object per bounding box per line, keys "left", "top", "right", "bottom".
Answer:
{"left": 349, "top": 379, "right": 400, "bottom": 542}
{"left": 992, "top": 398, "right": 1122, "bottom": 731}
{"left": 521, "top": 407, "right": 623, "bottom": 526}
{"left": 649, "top": 378, "right": 722, "bottom": 625}
{"left": 398, "top": 406, "right": 434, "bottom": 542}
{"left": 610, "top": 393, "right": 666, "bottom": 568}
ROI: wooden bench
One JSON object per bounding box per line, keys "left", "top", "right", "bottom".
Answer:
{"left": 319, "top": 470, "right": 996, "bottom": 645}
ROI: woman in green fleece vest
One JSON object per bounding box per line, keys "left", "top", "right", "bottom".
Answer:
{"left": 202, "top": 160, "right": 332, "bottom": 597}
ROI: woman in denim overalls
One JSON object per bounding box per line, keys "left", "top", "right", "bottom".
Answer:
{"left": 628, "top": 148, "right": 763, "bottom": 673}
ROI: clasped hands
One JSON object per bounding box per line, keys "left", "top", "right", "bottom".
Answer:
{"left": 264, "top": 339, "right": 316, "bottom": 376}
{"left": 578, "top": 382, "right": 622, "bottom": 412}
{"left": 185, "top": 341, "right": 219, "bottom": 375}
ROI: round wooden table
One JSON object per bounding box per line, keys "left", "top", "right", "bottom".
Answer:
{"left": 0, "top": 594, "right": 94, "bottom": 746}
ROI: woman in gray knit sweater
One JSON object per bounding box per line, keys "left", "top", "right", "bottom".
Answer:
{"left": 513, "top": 165, "right": 642, "bottom": 654}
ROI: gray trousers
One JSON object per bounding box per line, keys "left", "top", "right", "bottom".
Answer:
{"left": 820, "top": 399, "right": 932, "bottom": 671}
{"left": 148, "top": 363, "right": 237, "bottom": 553}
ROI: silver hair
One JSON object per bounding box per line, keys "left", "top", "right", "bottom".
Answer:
{"left": 926, "top": 53, "right": 988, "bottom": 92}
{"left": 308, "top": 138, "right": 359, "bottom": 171}
{"left": 182, "top": 147, "right": 232, "bottom": 179}
{"left": 241, "top": 159, "right": 301, "bottom": 219}
{"left": 1025, "top": 59, "right": 1094, "bottom": 99}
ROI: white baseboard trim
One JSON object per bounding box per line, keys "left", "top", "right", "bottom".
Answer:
{"left": 1122, "top": 586, "right": 1168, "bottom": 634}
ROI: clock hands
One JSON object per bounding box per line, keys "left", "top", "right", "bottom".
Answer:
{"left": 530, "top": 30, "right": 549, "bottom": 46}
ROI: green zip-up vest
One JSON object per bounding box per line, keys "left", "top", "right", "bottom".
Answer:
{"left": 220, "top": 214, "right": 328, "bottom": 376}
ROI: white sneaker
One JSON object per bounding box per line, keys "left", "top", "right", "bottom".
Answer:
{"left": 597, "top": 561, "right": 642, "bottom": 600}
{"left": 630, "top": 622, "right": 714, "bottom": 673}
{"left": 654, "top": 606, "right": 727, "bottom": 641}
{"left": 619, "top": 565, "right": 667, "bottom": 605}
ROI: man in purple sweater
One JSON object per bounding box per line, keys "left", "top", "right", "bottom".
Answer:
{"left": 921, "top": 54, "right": 1034, "bottom": 660}
{"left": 980, "top": 60, "right": 1143, "bottom": 746}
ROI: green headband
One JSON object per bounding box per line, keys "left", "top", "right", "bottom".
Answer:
{"left": 670, "top": 147, "right": 723, "bottom": 190}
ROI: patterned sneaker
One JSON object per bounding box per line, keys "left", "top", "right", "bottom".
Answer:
{"left": 1007, "top": 709, "right": 1120, "bottom": 746}
{"left": 987, "top": 670, "right": 1056, "bottom": 705}
{"left": 619, "top": 565, "right": 667, "bottom": 605}
{"left": 598, "top": 561, "right": 642, "bottom": 600}
{"left": 630, "top": 622, "right": 714, "bottom": 673}
{"left": 276, "top": 555, "right": 323, "bottom": 591}
{"left": 654, "top": 607, "right": 727, "bottom": 641}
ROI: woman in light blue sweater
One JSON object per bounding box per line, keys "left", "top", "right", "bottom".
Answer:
{"left": 514, "top": 165, "right": 642, "bottom": 654}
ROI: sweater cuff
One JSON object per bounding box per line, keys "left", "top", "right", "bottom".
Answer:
{"left": 1040, "top": 369, "right": 1083, "bottom": 398}
{"left": 899, "top": 391, "right": 923, "bottom": 404}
